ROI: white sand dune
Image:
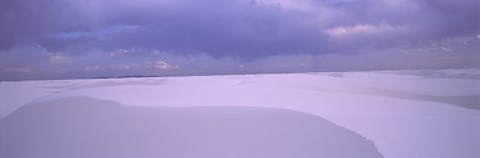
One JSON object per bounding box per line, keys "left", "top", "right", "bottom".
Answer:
{"left": 0, "top": 97, "right": 383, "bottom": 158}
{"left": 1, "top": 69, "right": 479, "bottom": 158}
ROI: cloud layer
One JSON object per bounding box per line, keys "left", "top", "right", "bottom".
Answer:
{"left": 0, "top": 0, "right": 479, "bottom": 80}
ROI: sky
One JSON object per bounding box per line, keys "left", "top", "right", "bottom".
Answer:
{"left": 0, "top": 0, "right": 479, "bottom": 80}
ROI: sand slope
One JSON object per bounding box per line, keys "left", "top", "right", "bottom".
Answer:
{"left": 0, "top": 97, "right": 383, "bottom": 158}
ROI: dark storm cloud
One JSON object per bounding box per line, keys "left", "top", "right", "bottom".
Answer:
{"left": 1, "top": 0, "right": 478, "bottom": 58}
{"left": 1, "top": 0, "right": 319, "bottom": 57}
{"left": 105, "top": 14, "right": 327, "bottom": 59}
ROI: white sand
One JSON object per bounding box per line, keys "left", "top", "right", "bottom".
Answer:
{"left": 1, "top": 69, "right": 479, "bottom": 158}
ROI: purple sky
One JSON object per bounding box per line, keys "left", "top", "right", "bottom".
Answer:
{"left": 1, "top": 0, "right": 479, "bottom": 80}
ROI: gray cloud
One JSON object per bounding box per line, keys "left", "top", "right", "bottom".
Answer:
{"left": 2, "top": 0, "right": 478, "bottom": 54}
{"left": 0, "top": 0, "right": 479, "bottom": 80}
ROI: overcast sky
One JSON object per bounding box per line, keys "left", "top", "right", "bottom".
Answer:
{"left": 1, "top": 0, "right": 479, "bottom": 80}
